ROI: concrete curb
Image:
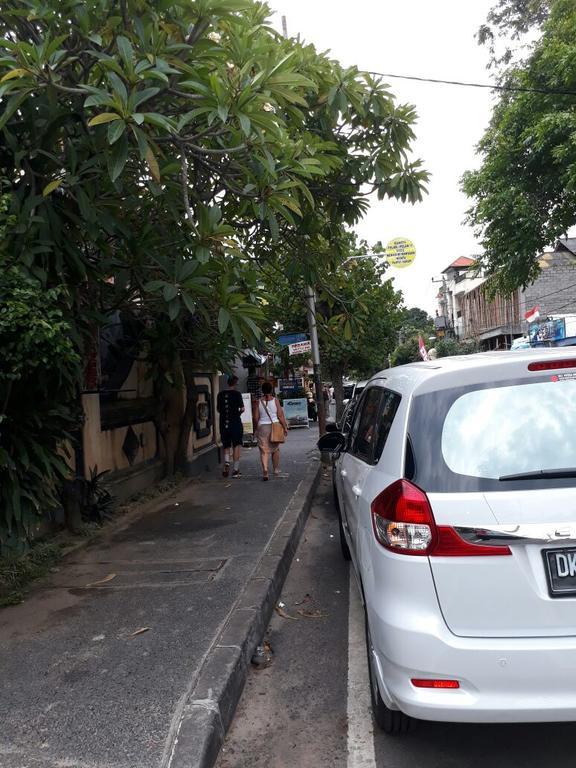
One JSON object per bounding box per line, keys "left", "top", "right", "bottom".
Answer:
{"left": 167, "top": 462, "right": 322, "bottom": 768}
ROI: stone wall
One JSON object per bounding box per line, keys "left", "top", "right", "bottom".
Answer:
{"left": 522, "top": 251, "right": 576, "bottom": 320}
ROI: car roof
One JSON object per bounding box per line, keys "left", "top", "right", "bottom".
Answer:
{"left": 368, "top": 348, "right": 576, "bottom": 396}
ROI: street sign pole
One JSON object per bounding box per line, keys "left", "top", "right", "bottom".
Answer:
{"left": 305, "top": 285, "right": 326, "bottom": 434}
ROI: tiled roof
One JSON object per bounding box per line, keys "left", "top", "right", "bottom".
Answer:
{"left": 556, "top": 238, "right": 576, "bottom": 256}
{"left": 442, "top": 256, "right": 475, "bottom": 272}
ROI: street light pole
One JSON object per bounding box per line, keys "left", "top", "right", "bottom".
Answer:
{"left": 305, "top": 285, "right": 326, "bottom": 434}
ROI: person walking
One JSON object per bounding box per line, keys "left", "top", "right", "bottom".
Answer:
{"left": 217, "top": 375, "right": 245, "bottom": 478}
{"left": 253, "top": 381, "right": 288, "bottom": 481}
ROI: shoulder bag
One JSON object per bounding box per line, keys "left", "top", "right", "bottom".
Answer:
{"left": 261, "top": 398, "right": 286, "bottom": 443}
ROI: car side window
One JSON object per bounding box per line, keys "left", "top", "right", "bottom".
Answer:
{"left": 341, "top": 397, "right": 357, "bottom": 435}
{"left": 352, "top": 387, "right": 384, "bottom": 463}
{"left": 373, "top": 390, "right": 402, "bottom": 464}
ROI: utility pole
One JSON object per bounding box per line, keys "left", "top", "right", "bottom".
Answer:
{"left": 305, "top": 285, "right": 326, "bottom": 434}
{"left": 282, "top": 14, "right": 326, "bottom": 433}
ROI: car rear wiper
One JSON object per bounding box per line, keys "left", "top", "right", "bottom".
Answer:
{"left": 499, "top": 468, "right": 576, "bottom": 481}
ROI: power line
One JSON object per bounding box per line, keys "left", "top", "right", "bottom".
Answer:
{"left": 366, "top": 71, "right": 576, "bottom": 98}
{"left": 529, "top": 280, "right": 576, "bottom": 304}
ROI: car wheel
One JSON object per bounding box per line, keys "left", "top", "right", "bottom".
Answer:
{"left": 332, "top": 479, "right": 351, "bottom": 561}
{"left": 365, "top": 612, "right": 411, "bottom": 735}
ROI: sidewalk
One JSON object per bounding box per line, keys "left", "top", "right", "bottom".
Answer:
{"left": 0, "top": 428, "right": 320, "bottom": 768}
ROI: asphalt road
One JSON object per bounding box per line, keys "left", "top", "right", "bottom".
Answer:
{"left": 216, "top": 474, "right": 576, "bottom": 768}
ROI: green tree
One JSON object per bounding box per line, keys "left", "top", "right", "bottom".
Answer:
{"left": 260, "top": 235, "right": 405, "bottom": 419}
{"left": 0, "top": 0, "right": 427, "bottom": 544}
{"left": 434, "top": 338, "right": 479, "bottom": 357}
{"left": 478, "top": 0, "right": 551, "bottom": 70}
{"left": 463, "top": 0, "right": 576, "bottom": 294}
{"left": 389, "top": 336, "right": 421, "bottom": 366}
{"left": 0, "top": 268, "right": 81, "bottom": 551}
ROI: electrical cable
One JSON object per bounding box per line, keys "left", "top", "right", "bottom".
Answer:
{"left": 525, "top": 280, "right": 576, "bottom": 304}
{"left": 365, "top": 71, "right": 576, "bottom": 98}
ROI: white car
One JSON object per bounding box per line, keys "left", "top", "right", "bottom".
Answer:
{"left": 319, "top": 349, "right": 576, "bottom": 733}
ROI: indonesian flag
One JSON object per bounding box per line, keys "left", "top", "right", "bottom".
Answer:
{"left": 418, "top": 335, "right": 430, "bottom": 361}
{"left": 524, "top": 305, "right": 540, "bottom": 323}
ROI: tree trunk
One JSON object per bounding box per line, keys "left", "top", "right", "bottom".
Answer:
{"left": 61, "top": 478, "right": 84, "bottom": 534}
{"left": 175, "top": 358, "right": 197, "bottom": 473}
{"left": 330, "top": 365, "right": 345, "bottom": 424}
{"left": 153, "top": 355, "right": 185, "bottom": 477}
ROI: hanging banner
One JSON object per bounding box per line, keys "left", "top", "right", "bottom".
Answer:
{"left": 288, "top": 340, "right": 312, "bottom": 356}
{"left": 386, "top": 238, "right": 416, "bottom": 269}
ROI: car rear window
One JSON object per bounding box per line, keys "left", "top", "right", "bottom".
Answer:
{"left": 408, "top": 376, "right": 576, "bottom": 492}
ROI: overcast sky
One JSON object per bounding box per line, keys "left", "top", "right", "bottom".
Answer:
{"left": 265, "top": 0, "right": 497, "bottom": 314}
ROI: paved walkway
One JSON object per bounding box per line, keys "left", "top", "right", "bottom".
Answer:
{"left": 0, "top": 428, "right": 319, "bottom": 768}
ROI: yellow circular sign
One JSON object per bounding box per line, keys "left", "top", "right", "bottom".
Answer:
{"left": 386, "top": 238, "right": 416, "bottom": 269}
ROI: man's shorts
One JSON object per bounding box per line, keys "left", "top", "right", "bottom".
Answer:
{"left": 221, "top": 422, "right": 243, "bottom": 449}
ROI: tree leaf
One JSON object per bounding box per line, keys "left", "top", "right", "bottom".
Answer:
{"left": 142, "top": 112, "right": 175, "bottom": 132}
{"left": 163, "top": 284, "right": 178, "bottom": 302}
{"left": 108, "top": 133, "right": 129, "bottom": 182}
{"left": 108, "top": 119, "right": 126, "bottom": 145}
{"left": 145, "top": 144, "right": 160, "bottom": 182}
{"left": 131, "top": 87, "right": 160, "bottom": 110}
{"left": 238, "top": 113, "right": 251, "bottom": 136}
{"left": 168, "top": 299, "right": 181, "bottom": 321}
{"left": 42, "top": 179, "right": 63, "bottom": 197}
{"left": 88, "top": 112, "right": 122, "bottom": 126}
{"left": 182, "top": 293, "right": 196, "bottom": 314}
{"left": 117, "top": 36, "right": 133, "bottom": 65}
{"left": 218, "top": 307, "right": 230, "bottom": 333}
{"left": 0, "top": 68, "right": 29, "bottom": 82}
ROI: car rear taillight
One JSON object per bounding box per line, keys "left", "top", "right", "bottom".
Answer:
{"left": 528, "top": 359, "right": 576, "bottom": 371}
{"left": 371, "top": 479, "right": 511, "bottom": 557}
{"left": 371, "top": 479, "right": 435, "bottom": 555}
{"left": 411, "top": 679, "right": 460, "bottom": 689}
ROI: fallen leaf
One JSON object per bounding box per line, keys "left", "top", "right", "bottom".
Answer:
{"left": 294, "top": 593, "right": 312, "bottom": 606}
{"left": 274, "top": 605, "right": 298, "bottom": 620}
{"left": 297, "top": 608, "right": 327, "bottom": 619}
{"left": 129, "top": 627, "right": 150, "bottom": 637}
{"left": 85, "top": 573, "right": 116, "bottom": 588}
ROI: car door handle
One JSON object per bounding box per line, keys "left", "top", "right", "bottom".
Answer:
{"left": 340, "top": 469, "right": 347, "bottom": 477}
{"left": 352, "top": 485, "right": 362, "bottom": 497}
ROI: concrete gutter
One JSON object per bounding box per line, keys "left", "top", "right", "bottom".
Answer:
{"left": 165, "top": 462, "right": 322, "bottom": 768}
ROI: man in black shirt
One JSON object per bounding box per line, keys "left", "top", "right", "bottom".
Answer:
{"left": 216, "top": 375, "right": 245, "bottom": 478}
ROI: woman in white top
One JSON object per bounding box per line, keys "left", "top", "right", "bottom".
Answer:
{"left": 252, "top": 381, "right": 289, "bottom": 481}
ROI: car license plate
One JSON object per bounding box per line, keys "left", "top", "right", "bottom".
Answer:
{"left": 544, "top": 548, "right": 576, "bottom": 597}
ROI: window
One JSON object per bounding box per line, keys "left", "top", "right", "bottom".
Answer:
{"left": 408, "top": 376, "right": 576, "bottom": 492}
{"left": 373, "top": 391, "right": 401, "bottom": 463}
{"left": 351, "top": 388, "right": 401, "bottom": 465}
{"left": 352, "top": 388, "right": 383, "bottom": 463}
{"left": 442, "top": 380, "right": 576, "bottom": 480}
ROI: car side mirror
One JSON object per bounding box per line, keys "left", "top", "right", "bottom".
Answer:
{"left": 317, "top": 431, "right": 346, "bottom": 453}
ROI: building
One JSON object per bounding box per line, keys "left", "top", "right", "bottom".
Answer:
{"left": 437, "top": 239, "right": 576, "bottom": 350}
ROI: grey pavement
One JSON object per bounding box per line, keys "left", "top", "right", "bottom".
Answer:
{"left": 0, "top": 427, "right": 319, "bottom": 768}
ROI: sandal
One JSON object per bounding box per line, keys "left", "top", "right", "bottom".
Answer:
{"left": 262, "top": 474, "right": 269, "bottom": 482}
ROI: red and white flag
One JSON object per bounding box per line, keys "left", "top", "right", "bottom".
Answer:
{"left": 418, "top": 335, "right": 430, "bottom": 361}
{"left": 524, "top": 305, "right": 540, "bottom": 323}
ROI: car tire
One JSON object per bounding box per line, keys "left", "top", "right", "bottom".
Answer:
{"left": 333, "top": 479, "right": 351, "bottom": 561}
{"left": 365, "top": 612, "right": 411, "bottom": 735}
